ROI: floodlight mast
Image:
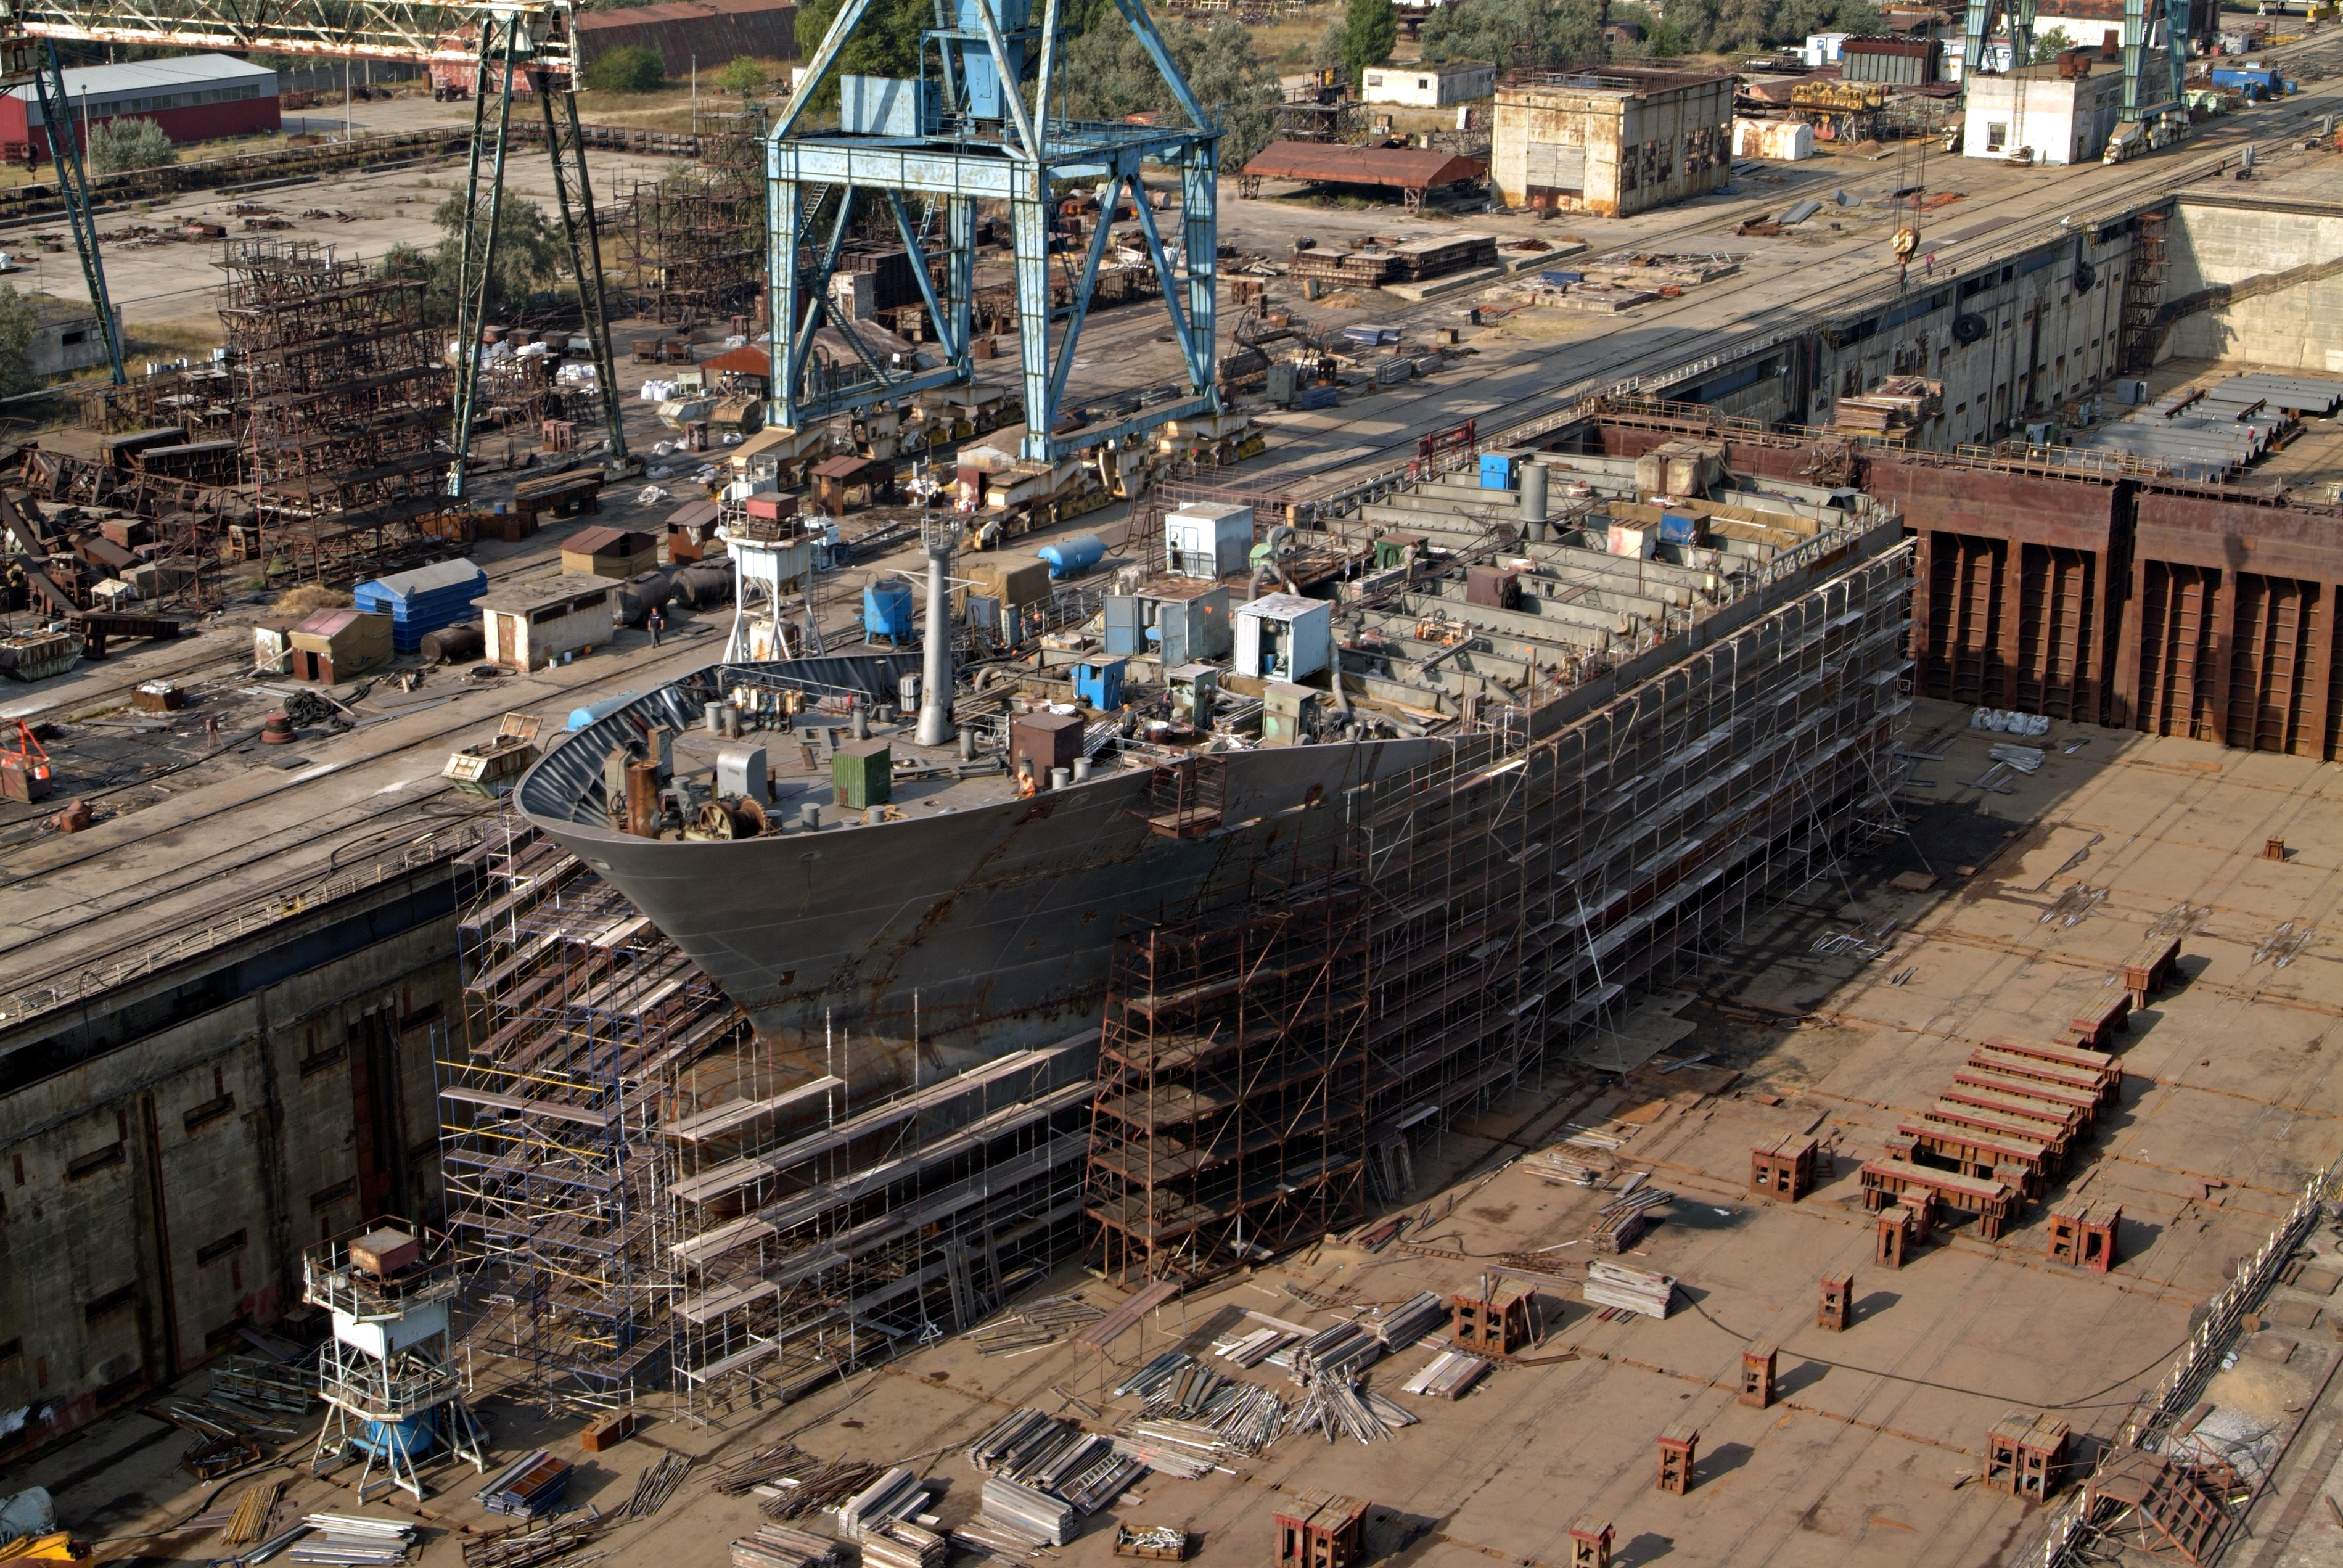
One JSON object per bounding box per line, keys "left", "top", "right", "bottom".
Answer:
{"left": 766, "top": 0, "right": 1223, "bottom": 463}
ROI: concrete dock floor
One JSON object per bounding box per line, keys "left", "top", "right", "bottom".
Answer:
{"left": 9, "top": 694, "right": 2343, "bottom": 1567}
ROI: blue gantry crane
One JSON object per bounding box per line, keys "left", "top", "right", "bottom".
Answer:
{"left": 766, "top": 0, "right": 1222, "bottom": 462}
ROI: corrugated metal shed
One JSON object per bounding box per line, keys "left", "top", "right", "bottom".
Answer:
{"left": 1242, "top": 141, "right": 1487, "bottom": 192}
{"left": 4, "top": 53, "right": 274, "bottom": 123}
{"left": 575, "top": 0, "right": 798, "bottom": 76}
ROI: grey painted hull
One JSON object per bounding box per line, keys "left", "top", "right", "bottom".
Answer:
{"left": 517, "top": 660, "right": 1441, "bottom": 1091}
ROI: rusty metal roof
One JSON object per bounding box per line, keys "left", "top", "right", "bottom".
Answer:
{"left": 700, "top": 343, "right": 775, "bottom": 376}
{"left": 562, "top": 526, "right": 654, "bottom": 557}
{"left": 1242, "top": 141, "right": 1487, "bottom": 192}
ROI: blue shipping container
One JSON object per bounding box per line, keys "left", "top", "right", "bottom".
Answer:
{"left": 1539, "top": 269, "right": 1583, "bottom": 286}
{"left": 1295, "top": 383, "right": 1339, "bottom": 410}
{"left": 1658, "top": 511, "right": 1701, "bottom": 546}
{"left": 1480, "top": 453, "right": 1517, "bottom": 490}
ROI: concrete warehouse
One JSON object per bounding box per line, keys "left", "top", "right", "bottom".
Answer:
{"left": 1490, "top": 65, "right": 1736, "bottom": 215}
{"left": 0, "top": 54, "right": 277, "bottom": 159}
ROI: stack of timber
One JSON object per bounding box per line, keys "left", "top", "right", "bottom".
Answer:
{"left": 731, "top": 1525, "right": 838, "bottom": 1568}
{"left": 1833, "top": 376, "right": 1942, "bottom": 441}
{"left": 1584, "top": 1260, "right": 1675, "bottom": 1318}
{"left": 861, "top": 1523, "right": 948, "bottom": 1568}
{"left": 1290, "top": 247, "right": 1401, "bottom": 286}
{"left": 1585, "top": 1185, "right": 1672, "bottom": 1251}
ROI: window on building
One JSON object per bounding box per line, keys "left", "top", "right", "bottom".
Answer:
{"left": 1366, "top": 73, "right": 1383, "bottom": 86}
{"left": 1987, "top": 121, "right": 2009, "bottom": 151}
{"left": 1418, "top": 77, "right": 1430, "bottom": 89}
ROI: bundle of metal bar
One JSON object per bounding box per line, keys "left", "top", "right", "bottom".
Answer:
{"left": 979, "top": 1476, "right": 1076, "bottom": 1546}
{"left": 839, "top": 1468, "right": 929, "bottom": 1538}
{"left": 1371, "top": 1291, "right": 1451, "bottom": 1350}
{"left": 1292, "top": 1322, "right": 1384, "bottom": 1384}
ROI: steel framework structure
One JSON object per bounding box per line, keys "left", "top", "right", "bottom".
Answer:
{"left": 766, "top": 0, "right": 1220, "bottom": 461}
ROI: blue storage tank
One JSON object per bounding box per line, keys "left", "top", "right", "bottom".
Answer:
{"left": 568, "top": 691, "right": 642, "bottom": 731}
{"left": 1036, "top": 533, "right": 1106, "bottom": 578}
{"left": 1479, "top": 452, "right": 1517, "bottom": 490}
{"left": 864, "top": 580, "right": 917, "bottom": 642}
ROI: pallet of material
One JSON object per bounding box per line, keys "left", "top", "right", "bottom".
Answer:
{"left": 1400, "top": 1348, "right": 1492, "bottom": 1399}
{"left": 1387, "top": 232, "right": 1500, "bottom": 281}
{"left": 476, "top": 1448, "right": 572, "bottom": 1517}
{"left": 1584, "top": 1259, "right": 1675, "bottom": 1318}
{"left": 1115, "top": 1525, "right": 1191, "bottom": 1561}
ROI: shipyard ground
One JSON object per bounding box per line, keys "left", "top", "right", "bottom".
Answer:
{"left": 10, "top": 696, "right": 2343, "bottom": 1567}
{"left": 16, "top": 28, "right": 2343, "bottom": 1567}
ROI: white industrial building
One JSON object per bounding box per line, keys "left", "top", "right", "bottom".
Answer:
{"left": 1960, "top": 51, "right": 2165, "bottom": 164}
{"left": 1362, "top": 60, "right": 1496, "bottom": 107}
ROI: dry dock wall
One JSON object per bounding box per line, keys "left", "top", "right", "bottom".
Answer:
{"left": 1577, "top": 416, "right": 2343, "bottom": 759}
{"left": 0, "top": 866, "right": 461, "bottom": 1450}
{"left": 2162, "top": 192, "right": 2343, "bottom": 371}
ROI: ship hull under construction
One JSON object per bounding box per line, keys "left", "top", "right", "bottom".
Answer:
{"left": 517, "top": 521, "right": 1913, "bottom": 1101}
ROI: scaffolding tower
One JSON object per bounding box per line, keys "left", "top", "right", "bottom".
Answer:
{"left": 438, "top": 816, "right": 735, "bottom": 1414}
{"left": 221, "top": 239, "right": 458, "bottom": 585}
{"left": 620, "top": 173, "right": 766, "bottom": 326}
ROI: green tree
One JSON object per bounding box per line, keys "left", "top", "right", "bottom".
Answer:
{"left": 715, "top": 55, "right": 768, "bottom": 96}
{"left": 2030, "top": 23, "right": 2074, "bottom": 60}
{"left": 1337, "top": 0, "right": 1397, "bottom": 85}
{"left": 1061, "top": 14, "right": 1278, "bottom": 165}
{"left": 0, "top": 286, "right": 38, "bottom": 396}
{"left": 583, "top": 43, "right": 665, "bottom": 92}
{"left": 1422, "top": 0, "right": 1602, "bottom": 72}
{"left": 379, "top": 192, "right": 568, "bottom": 325}
{"left": 1772, "top": 0, "right": 1882, "bottom": 44}
{"left": 86, "top": 116, "right": 174, "bottom": 174}
{"left": 790, "top": 0, "right": 927, "bottom": 110}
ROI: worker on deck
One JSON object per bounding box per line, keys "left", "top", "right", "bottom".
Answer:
{"left": 1015, "top": 760, "right": 1038, "bottom": 799}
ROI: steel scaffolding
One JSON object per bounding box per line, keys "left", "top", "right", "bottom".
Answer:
{"left": 665, "top": 1033, "right": 1094, "bottom": 1426}
{"left": 438, "top": 816, "right": 732, "bottom": 1414}
{"left": 1088, "top": 536, "right": 1914, "bottom": 1284}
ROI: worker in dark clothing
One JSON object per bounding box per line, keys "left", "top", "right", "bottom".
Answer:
{"left": 647, "top": 607, "right": 664, "bottom": 647}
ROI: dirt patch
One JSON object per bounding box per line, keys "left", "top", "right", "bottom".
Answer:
{"left": 1469, "top": 1203, "right": 1518, "bottom": 1225}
